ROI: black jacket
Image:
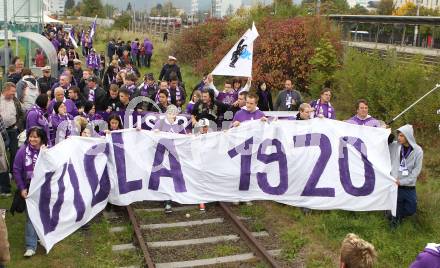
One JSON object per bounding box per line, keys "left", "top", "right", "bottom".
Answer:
{"left": 159, "top": 64, "right": 182, "bottom": 82}
{"left": 257, "top": 90, "right": 273, "bottom": 111}
{"left": 82, "top": 86, "right": 107, "bottom": 111}
{"left": 37, "top": 76, "right": 58, "bottom": 93}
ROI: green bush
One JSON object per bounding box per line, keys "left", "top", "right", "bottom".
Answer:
{"left": 331, "top": 48, "right": 440, "bottom": 131}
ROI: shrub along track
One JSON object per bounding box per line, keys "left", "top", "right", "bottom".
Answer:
{"left": 107, "top": 202, "right": 285, "bottom": 268}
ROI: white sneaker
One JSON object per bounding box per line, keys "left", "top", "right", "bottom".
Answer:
{"left": 24, "top": 249, "right": 36, "bottom": 257}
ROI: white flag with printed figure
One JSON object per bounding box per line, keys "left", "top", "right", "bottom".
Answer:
{"left": 212, "top": 22, "right": 259, "bottom": 78}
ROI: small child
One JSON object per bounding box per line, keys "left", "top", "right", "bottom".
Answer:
{"left": 186, "top": 90, "right": 201, "bottom": 114}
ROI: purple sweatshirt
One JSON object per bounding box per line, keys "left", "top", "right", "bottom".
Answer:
{"left": 49, "top": 113, "right": 74, "bottom": 145}
{"left": 48, "top": 99, "right": 78, "bottom": 116}
{"left": 410, "top": 243, "right": 440, "bottom": 268}
{"left": 51, "top": 38, "right": 60, "bottom": 51}
{"left": 144, "top": 39, "right": 153, "bottom": 54}
{"left": 346, "top": 115, "right": 381, "bottom": 127}
{"left": 26, "top": 105, "right": 51, "bottom": 145}
{"left": 232, "top": 107, "right": 265, "bottom": 123}
{"left": 13, "top": 144, "right": 40, "bottom": 191}
{"left": 186, "top": 102, "right": 195, "bottom": 114}
{"left": 217, "top": 91, "right": 238, "bottom": 105}
{"left": 86, "top": 53, "right": 101, "bottom": 70}
{"left": 131, "top": 42, "right": 139, "bottom": 56}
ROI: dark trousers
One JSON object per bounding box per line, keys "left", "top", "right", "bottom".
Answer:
{"left": 0, "top": 172, "right": 10, "bottom": 193}
{"left": 396, "top": 187, "right": 417, "bottom": 220}
{"left": 6, "top": 128, "right": 18, "bottom": 173}
{"left": 145, "top": 54, "right": 152, "bottom": 68}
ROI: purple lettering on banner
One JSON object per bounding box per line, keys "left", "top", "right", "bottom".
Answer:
{"left": 148, "top": 139, "right": 187, "bottom": 192}
{"left": 256, "top": 139, "right": 288, "bottom": 195}
{"left": 228, "top": 137, "right": 254, "bottom": 191}
{"left": 293, "top": 133, "right": 335, "bottom": 197}
{"left": 112, "top": 132, "right": 143, "bottom": 194}
{"left": 339, "top": 136, "right": 376, "bottom": 196}
{"left": 39, "top": 163, "right": 67, "bottom": 235}
{"left": 67, "top": 161, "right": 85, "bottom": 222}
{"left": 84, "top": 143, "right": 111, "bottom": 206}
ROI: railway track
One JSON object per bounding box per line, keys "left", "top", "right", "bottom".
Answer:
{"left": 106, "top": 202, "right": 284, "bottom": 268}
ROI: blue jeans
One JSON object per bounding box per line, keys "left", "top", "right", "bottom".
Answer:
{"left": 25, "top": 211, "right": 38, "bottom": 250}
{"left": 396, "top": 187, "right": 417, "bottom": 220}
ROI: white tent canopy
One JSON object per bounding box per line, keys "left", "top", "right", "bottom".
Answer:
{"left": 43, "top": 14, "right": 64, "bottom": 24}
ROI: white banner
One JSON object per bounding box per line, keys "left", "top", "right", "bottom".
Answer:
{"left": 211, "top": 23, "right": 259, "bottom": 78}
{"left": 27, "top": 119, "right": 397, "bottom": 252}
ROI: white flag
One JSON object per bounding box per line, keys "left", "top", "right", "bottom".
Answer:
{"left": 212, "top": 22, "right": 259, "bottom": 78}
{"left": 69, "top": 29, "right": 78, "bottom": 49}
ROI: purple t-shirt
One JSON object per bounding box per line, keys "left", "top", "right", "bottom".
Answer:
{"left": 233, "top": 108, "right": 265, "bottom": 123}
{"left": 346, "top": 115, "right": 381, "bottom": 127}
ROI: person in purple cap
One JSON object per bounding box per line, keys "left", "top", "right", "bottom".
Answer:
{"left": 410, "top": 243, "right": 440, "bottom": 268}
{"left": 310, "top": 88, "right": 336, "bottom": 119}
{"left": 231, "top": 93, "right": 267, "bottom": 127}
{"left": 345, "top": 99, "right": 381, "bottom": 127}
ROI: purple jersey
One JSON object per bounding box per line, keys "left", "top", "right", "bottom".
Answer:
{"left": 233, "top": 108, "right": 265, "bottom": 123}
{"left": 217, "top": 91, "right": 238, "bottom": 105}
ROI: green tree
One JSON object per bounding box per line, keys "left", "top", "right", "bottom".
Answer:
{"left": 309, "top": 38, "right": 339, "bottom": 95}
{"left": 65, "top": 0, "right": 75, "bottom": 10}
{"left": 350, "top": 4, "right": 369, "bottom": 14}
{"left": 150, "top": 4, "right": 163, "bottom": 16}
{"left": 104, "top": 4, "right": 116, "bottom": 18}
{"left": 113, "top": 13, "right": 131, "bottom": 29}
{"left": 376, "top": 0, "right": 395, "bottom": 15}
{"left": 81, "top": 0, "right": 105, "bottom": 18}
{"left": 320, "top": 0, "right": 350, "bottom": 14}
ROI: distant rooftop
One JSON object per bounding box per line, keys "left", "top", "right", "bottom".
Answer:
{"left": 328, "top": 15, "right": 440, "bottom": 25}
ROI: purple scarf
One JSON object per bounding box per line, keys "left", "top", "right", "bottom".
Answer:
{"left": 25, "top": 145, "right": 40, "bottom": 180}
{"left": 312, "top": 99, "right": 334, "bottom": 119}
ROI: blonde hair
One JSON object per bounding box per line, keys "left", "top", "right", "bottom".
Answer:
{"left": 340, "top": 233, "right": 377, "bottom": 268}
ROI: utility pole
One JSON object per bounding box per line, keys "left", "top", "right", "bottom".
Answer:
{"left": 3, "top": 0, "right": 8, "bottom": 86}
{"left": 413, "top": 0, "right": 420, "bottom": 46}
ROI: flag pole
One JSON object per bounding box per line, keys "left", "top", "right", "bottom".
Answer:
{"left": 387, "top": 83, "right": 440, "bottom": 125}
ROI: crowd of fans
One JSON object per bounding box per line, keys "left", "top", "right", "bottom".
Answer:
{"left": 0, "top": 23, "right": 435, "bottom": 267}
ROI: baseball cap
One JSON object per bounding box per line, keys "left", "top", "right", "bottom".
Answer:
{"left": 197, "top": 118, "right": 210, "bottom": 128}
{"left": 41, "top": 66, "right": 51, "bottom": 71}
{"left": 87, "top": 76, "right": 98, "bottom": 83}
{"left": 73, "top": 59, "right": 82, "bottom": 64}
{"left": 168, "top": 55, "right": 177, "bottom": 61}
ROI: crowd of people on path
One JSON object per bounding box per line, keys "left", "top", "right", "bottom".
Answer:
{"left": 0, "top": 27, "right": 436, "bottom": 268}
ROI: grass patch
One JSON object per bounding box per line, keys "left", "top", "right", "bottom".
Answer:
{"left": 280, "top": 229, "right": 308, "bottom": 262}
{"left": 211, "top": 244, "right": 242, "bottom": 257}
